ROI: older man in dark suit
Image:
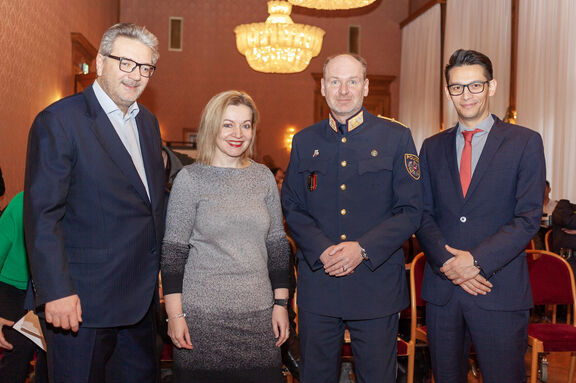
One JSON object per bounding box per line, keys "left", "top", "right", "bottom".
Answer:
{"left": 417, "top": 49, "right": 546, "bottom": 383}
{"left": 24, "top": 23, "right": 165, "bottom": 383}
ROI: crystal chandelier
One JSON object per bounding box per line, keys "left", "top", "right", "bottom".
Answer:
{"left": 234, "top": 1, "right": 325, "bottom": 74}
{"left": 288, "top": 0, "right": 376, "bottom": 9}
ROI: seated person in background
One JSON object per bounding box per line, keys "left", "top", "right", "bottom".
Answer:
{"left": 533, "top": 180, "right": 558, "bottom": 249}
{"left": 0, "top": 192, "right": 47, "bottom": 383}
{"left": 543, "top": 181, "right": 558, "bottom": 218}
{"left": 0, "top": 167, "right": 5, "bottom": 215}
{"left": 162, "top": 145, "right": 195, "bottom": 193}
{"left": 270, "top": 167, "right": 285, "bottom": 193}
{"left": 0, "top": 167, "right": 4, "bottom": 197}
{"left": 551, "top": 199, "right": 576, "bottom": 273}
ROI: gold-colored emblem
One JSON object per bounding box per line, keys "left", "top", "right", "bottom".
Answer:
{"left": 371, "top": 150, "right": 378, "bottom": 157}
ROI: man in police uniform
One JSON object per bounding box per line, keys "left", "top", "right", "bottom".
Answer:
{"left": 282, "top": 53, "right": 422, "bottom": 383}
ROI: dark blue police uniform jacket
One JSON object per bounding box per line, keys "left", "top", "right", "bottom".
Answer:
{"left": 282, "top": 109, "right": 422, "bottom": 319}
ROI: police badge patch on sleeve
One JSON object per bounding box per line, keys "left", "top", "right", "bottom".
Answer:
{"left": 404, "top": 154, "right": 420, "bottom": 180}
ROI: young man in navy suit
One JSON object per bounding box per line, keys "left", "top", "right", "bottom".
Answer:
{"left": 24, "top": 23, "right": 165, "bottom": 383}
{"left": 417, "top": 49, "right": 546, "bottom": 382}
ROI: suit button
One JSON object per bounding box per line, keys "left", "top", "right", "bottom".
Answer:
{"left": 460, "top": 216, "right": 467, "bottom": 223}
{"left": 341, "top": 137, "right": 347, "bottom": 143}
{"left": 340, "top": 184, "right": 346, "bottom": 191}
{"left": 341, "top": 234, "right": 347, "bottom": 240}
{"left": 341, "top": 160, "right": 347, "bottom": 167}
{"left": 340, "top": 209, "right": 347, "bottom": 215}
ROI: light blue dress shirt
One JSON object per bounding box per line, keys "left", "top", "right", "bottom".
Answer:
{"left": 456, "top": 114, "right": 494, "bottom": 175}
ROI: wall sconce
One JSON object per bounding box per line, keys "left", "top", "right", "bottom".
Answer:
{"left": 504, "top": 107, "right": 517, "bottom": 124}
{"left": 284, "top": 126, "right": 296, "bottom": 152}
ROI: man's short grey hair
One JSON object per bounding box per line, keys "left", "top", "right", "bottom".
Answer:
{"left": 99, "top": 23, "right": 160, "bottom": 64}
{"left": 323, "top": 53, "right": 367, "bottom": 80}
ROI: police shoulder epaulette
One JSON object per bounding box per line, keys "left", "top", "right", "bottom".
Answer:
{"left": 377, "top": 115, "right": 407, "bottom": 128}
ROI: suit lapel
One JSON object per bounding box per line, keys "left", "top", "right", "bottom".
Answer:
{"left": 82, "top": 86, "right": 152, "bottom": 206}
{"left": 465, "top": 116, "right": 505, "bottom": 200}
{"left": 442, "top": 126, "right": 464, "bottom": 200}
{"left": 136, "top": 111, "right": 162, "bottom": 208}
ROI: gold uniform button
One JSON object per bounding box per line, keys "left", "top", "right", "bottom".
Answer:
{"left": 340, "top": 234, "right": 347, "bottom": 241}
{"left": 371, "top": 150, "right": 378, "bottom": 157}
{"left": 340, "top": 184, "right": 346, "bottom": 191}
{"left": 340, "top": 209, "right": 347, "bottom": 215}
{"left": 341, "top": 137, "right": 347, "bottom": 143}
{"left": 341, "top": 160, "right": 347, "bottom": 167}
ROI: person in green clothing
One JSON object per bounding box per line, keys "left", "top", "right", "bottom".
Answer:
{"left": 0, "top": 192, "right": 46, "bottom": 382}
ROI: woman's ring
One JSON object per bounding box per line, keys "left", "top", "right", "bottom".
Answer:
{"left": 342, "top": 265, "right": 347, "bottom": 272}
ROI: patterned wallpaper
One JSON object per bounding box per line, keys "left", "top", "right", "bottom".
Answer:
{"left": 0, "top": 0, "right": 119, "bottom": 204}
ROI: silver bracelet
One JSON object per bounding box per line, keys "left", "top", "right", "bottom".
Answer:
{"left": 166, "top": 313, "right": 187, "bottom": 322}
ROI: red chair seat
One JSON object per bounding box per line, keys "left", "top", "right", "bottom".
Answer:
{"left": 528, "top": 323, "right": 576, "bottom": 352}
{"left": 397, "top": 339, "right": 408, "bottom": 355}
{"left": 341, "top": 343, "right": 353, "bottom": 357}
{"left": 161, "top": 342, "right": 173, "bottom": 360}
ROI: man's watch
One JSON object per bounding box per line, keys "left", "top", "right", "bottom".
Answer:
{"left": 360, "top": 247, "right": 369, "bottom": 261}
{"left": 274, "top": 299, "right": 289, "bottom": 308}
{"left": 473, "top": 258, "right": 481, "bottom": 270}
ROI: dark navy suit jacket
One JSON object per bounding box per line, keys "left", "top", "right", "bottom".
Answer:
{"left": 24, "top": 85, "right": 165, "bottom": 327}
{"left": 417, "top": 115, "right": 546, "bottom": 310}
{"left": 282, "top": 112, "right": 422, "bottom": 319}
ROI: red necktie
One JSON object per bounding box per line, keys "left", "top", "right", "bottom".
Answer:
{"left": 460, "top": 129, "right": 482, "bottom": 197}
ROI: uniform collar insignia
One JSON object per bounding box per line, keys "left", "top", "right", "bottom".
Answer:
{"left": 328, "top": 109, "right": 364, "bottom": 133}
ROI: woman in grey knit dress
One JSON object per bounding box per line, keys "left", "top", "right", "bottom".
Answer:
{"left": 161, "top": 91, "right": 291, "bottom": 383}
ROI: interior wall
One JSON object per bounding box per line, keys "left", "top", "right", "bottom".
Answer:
{"left": 120, "top": 0, "right": 409, "bottom": 170}
{"left": 0, "top": 0, "right": 119, "bottom": 206}
{"left": 410, "top": 0, "right": 435, "bottom": 14}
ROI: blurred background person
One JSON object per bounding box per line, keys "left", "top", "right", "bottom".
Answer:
{"left": 0, "top": 167, "right": 4, "bottom": 197}
{"left": 543, "top": 180, "right": 558, "bottom": 218}
{"left": 551, "top": 199, "right": 576, "bottom": 274}
{"left": 270, "top": 167, "right": 284, "bottom": 193}
{"left": 533, "top": 180, "right": 558, "bottom": 249}
{"left": 161, "top": 90, "right": 291, "bottom": 383}
{"left": 162, "top": 145, "right": 195, "bottom": 194}
{"left": 0, "top": 167, "right": 5, "bottom": 215}
{"left": 0, "top": 191, "right": 47, "bottom": 383}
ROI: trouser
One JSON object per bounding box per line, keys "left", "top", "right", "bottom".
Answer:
{"left": 41, "top": 304, "right": 158, "bottom": 383}
{"left": 298, "top": 309, "right": 399, "bottom": 383}
{"left": 426, "top": 288, "right": 529, "bottom": 383}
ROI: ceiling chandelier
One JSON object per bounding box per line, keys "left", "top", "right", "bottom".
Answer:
{"left": 288, "top": 0, "right": 376, "bottom": 10}
{"left": 234, "top": 1, "right": 325, "bottom": 74}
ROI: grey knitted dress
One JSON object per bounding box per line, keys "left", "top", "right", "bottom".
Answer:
{"left": 161, "top": 160, "right": 290, "bottom": 383}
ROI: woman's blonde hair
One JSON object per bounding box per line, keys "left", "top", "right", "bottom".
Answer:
{"left": 196, "top": 90, "right": 260, "bottom": 165}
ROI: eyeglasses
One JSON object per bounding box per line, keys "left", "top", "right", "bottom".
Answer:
{"left": 106, "top": 54, "right": 156, "bottom": 78}
{"left": 447, "top": 81, "right": 489, "bottom": 96}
